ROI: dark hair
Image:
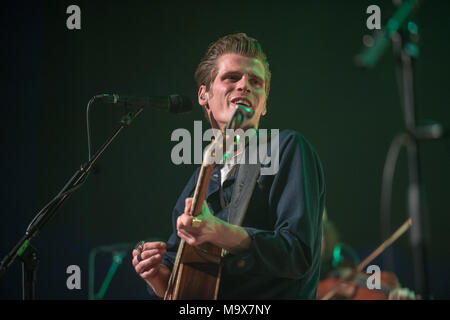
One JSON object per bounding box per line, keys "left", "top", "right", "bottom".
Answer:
{"left": 194, "top": 33, "right": 271, "bottom": 98}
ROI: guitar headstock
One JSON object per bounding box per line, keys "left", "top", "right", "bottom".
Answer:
{"left": 203, "top": 105, "right": 255, "bottom": 166}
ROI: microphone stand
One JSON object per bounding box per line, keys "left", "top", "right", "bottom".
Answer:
{"left": 392, "top": 24, "right": 431, "bottom": 300}
{"left": 0, "top": 106, "right": 144, "bottom": 300}
{"left": 356, "top": 0, "right": 444, "bottom": 299}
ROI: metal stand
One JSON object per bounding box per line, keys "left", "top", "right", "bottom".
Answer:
{"left": 392, "top": 23, "right": 430, "bottom": 299}
{"left": 88, "top": 243, "right": 133, "bottom": 300}
{"left": 0, "top": 107, "right": 143, "bottom": 299}
{"left": 21, "top": 244, "right": 39, "bottom": 300}
{"left": 355, "top": 0, "right": 445, "bottom": 299}
{"left": 95, "top": 251, "right": 127, "bottom": 300}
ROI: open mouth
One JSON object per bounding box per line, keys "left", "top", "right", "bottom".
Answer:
{"left": 230, "top": 97, "right": 253, "bottom": 110}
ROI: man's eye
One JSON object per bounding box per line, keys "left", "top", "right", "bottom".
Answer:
{"left": 251, "top": 79, "right": 263, "bottom": 87}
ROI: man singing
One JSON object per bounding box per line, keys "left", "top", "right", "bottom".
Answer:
{"left": 132, "top": 33, "right": 325, "bottom": 299}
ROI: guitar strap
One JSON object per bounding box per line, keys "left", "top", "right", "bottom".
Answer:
{"left": 227, "top": 162, "right": 260, "bottom": 226}
{"left": 226, "top": 129, "right": 273, "bottom": 226}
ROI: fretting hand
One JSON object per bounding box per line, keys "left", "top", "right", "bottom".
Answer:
{"left": 176, "top": 198, "right": 220, "bottom": 246}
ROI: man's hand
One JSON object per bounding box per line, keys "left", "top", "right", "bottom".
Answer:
{"left": 177, "top": 197, "right": 251, "bottom": 254}
{"left": 132, "top": 241, "right": 170, "bottom": 297}
{"left": 176, "top": 198, "right": 220, "bottom": 246}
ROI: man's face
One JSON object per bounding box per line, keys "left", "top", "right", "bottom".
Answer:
{"left": 198, "top": 53, "right": 267, "bottom": 131}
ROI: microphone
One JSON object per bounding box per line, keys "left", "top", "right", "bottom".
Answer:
{"left": 96, "top": 94, "right": 193, "bottom": 114}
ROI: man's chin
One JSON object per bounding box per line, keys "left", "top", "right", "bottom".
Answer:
{"left": 207, "top": 112, "right": 225, "bottom": 130}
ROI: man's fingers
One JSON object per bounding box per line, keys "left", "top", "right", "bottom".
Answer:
{"left": 177, "top": 229, "right": 196, "bottom": 243}
{"left": 185, "top": 197, "right": 193, "bottom": 214}
{"left": 177, "top": 212, "right": 195, "bottom": 229}
{"left": 177, "top": 229, "right": 206, "bottom": 246}
{"left": 141, "top": 248, "right": 166, "bottom": 260}
{"left": 132, "top": 243, "right": 166, "bottom": 267}
{"left": 141, "top": 267, "right": 159, "bottom": 279}
{"left": 177, "top": 214, "right": 203, "bottom": 235}
{"left": 142, "top": 242, "right": 166, "bottom": 251}
{"left": 135, "top": 254, "right": 162, "bottom": 274}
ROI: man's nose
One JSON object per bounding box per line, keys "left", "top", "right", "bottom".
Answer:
{"left": 236, "top": 76, "right": 251, "bottom": 93}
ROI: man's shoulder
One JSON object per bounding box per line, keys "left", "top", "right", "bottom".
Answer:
{"left": 277, "top": 128, "right": 305, "bottom": 141}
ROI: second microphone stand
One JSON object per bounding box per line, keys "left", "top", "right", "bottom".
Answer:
{"left": 0, "top": 107, "right": 143, "bottom": 300}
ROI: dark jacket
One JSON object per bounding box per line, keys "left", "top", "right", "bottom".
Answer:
{"left": 153, "top": 129, "right": 325, "bottom": 299}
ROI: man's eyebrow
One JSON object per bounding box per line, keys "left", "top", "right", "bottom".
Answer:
{"left": 221, "top": 70, "right": 264, "bottom": 81}
{"left": 221, "top": 71, "right": 242, "bottom": 78}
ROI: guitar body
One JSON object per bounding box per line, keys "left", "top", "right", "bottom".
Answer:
{"left": 165, "top": 242, "right": 223, "bottom": 300}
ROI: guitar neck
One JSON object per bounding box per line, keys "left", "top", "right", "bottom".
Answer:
{"left": 190, "top": 163, "right": 215, "bottom": 217}
{"left": 164, "top": 162, "right": 215, "bottom": 299}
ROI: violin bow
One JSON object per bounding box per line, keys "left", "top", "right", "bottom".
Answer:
{"left": 321, "top": 218, "right": 412, "bottom": 300}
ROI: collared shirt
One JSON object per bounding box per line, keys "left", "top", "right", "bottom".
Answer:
{"left": 151, "top": 129, "right": 325, "bottom": 299}
{"left": 220, "top": 128, "right": 256, "bottom": 186}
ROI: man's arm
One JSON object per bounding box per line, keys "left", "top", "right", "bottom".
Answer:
{"left": 144, "top": 264, "right": 171, "bottom": 298}
{"left": 234, "top": 131, "right": 325, "bottom": 278}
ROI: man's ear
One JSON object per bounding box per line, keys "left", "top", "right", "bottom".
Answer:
{"left": 198, "top": 85, "right": 208, "bottom": 109}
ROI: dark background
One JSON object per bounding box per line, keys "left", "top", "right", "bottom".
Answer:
{"left": 1, "top": 0, "right": 449, "bottom": 299}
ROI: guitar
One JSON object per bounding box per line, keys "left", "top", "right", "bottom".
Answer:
{"left": 164, "top": 105, "right": 255, "bottom": 300}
